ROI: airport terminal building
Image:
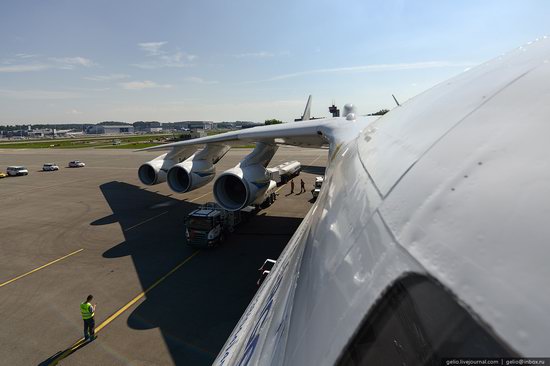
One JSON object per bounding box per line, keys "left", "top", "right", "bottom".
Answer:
{"left": 86, "top": 125, "right": 134, "bottom": 134}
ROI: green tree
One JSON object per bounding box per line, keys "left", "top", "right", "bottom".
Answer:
{"left": 265, "top": 119, "right": 283, "bottom": 125}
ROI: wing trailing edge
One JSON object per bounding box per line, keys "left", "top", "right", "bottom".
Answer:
{"left": 140, "top": 115, "right": 378, "bottom": 154}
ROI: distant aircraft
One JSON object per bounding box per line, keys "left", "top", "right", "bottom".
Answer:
{"left": 294, "top": 94, "right": 312, "bottom": 121}
{"left": 137, "top": 38, "right": 550, "bottom": 365}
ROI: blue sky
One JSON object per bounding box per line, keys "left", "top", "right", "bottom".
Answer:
{"left": 1, "top": 0, "right": 549, "bottom": 124}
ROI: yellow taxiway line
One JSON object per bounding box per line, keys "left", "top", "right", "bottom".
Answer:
{"left": 47, "top": 250, "right": 200, "bottom": 365}
{"left": 124, "top": 211, "right": 169, "bottom": 232}
{"left": 0, "top": 248, "right": 84, "bottom": 289}
{"left": 188, "top": 191, "right": 212, "bottom": 203}
{"left": 96, "top": 250, "right": 199, "bottom": 332}
{"left": 123, "top": 191, "right": 213, "bottom": 233}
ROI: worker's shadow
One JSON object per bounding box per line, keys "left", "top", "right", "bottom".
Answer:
{"left": 93, "top": 181, "right": 301, "bottom": 366}
{"left": 38, "top": 338, "right": 92, "bottom": 366}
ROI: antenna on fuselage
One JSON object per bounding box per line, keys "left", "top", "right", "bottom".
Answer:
{"left": 392, "top": 94, "right": 401, "bottom": 107}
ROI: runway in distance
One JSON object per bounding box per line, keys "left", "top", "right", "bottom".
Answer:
{"left": 137, "top": 38, "right": 550, "bottom": 365}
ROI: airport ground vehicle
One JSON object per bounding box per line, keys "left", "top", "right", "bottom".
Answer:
{"left": 0, "top": 172, "right": 7, "bottom": 179}
{"left": 267, "top": 160, "right": 301, "bottom": 185}
{"left": 42, "top": 163, "right": 59, "bottom": 171}
{"left": 311, "top": 176, "right": 324, "bottom": 199}
{"left": 7, "top": 166, "right": 28, "bottom": 176}
{"left": 68, "top": 160, "right": 85, "bottom": 168}
{"left": 257, "top": 259, "right": 276, "bottom": 286}
{"left": 185, "top": 203, "right": 257, "bottom": 248}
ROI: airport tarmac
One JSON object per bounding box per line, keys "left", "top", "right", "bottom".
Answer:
{"left": 0, "top": 146, "right": 327, "bottom": 366}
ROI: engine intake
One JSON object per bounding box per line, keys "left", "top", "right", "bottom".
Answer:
{"left": 213, "top": 165, "right": 275, "bottom": 211}
{"left": 138, "top": 159, "right": 172, "bottom": 185}
{"left": 168, "top": 165, "right": 191, "bottom": 192}
{"left": 167, "top": 160, "right": 215, "bottom": 193}
{"left": 215, "top": 173, "right": 249, "bottom": 211}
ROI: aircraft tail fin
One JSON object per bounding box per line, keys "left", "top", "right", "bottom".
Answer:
{"left": 295, "top": 95, "right": 312, "bottom": 121}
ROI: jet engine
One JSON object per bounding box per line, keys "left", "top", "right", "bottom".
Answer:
{"left": 213, "top": 142, "right": 278, "bottom": 211}
{"left": 167, "top": 160, "right": 215, "bottom": 193}
{"left": 214, "top": 165, "right": 276, "bottom": 211}
{"left": 138, "top": 145, "right": 229, "bottom": 189}
{"left": 138, "top": 155, "right": 174, "bottom": 185}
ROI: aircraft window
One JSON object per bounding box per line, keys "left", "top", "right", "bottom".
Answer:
{"left": 337, "top": 274, "right": 515, "bottom": 366}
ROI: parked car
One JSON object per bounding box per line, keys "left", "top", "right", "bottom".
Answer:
{"left": 0, "top": 172, "right": 8, "bottom": 179}
{"left": 42, "top": 163, "right": 59, "bottom": 171}
{"left": 7, "top": 166, "right": 29, "bottom": 176}
{"left": 68, "top": 160, "right": 85, "bottom": 168}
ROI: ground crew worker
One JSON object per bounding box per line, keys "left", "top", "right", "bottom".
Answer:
{"left": 290, "top": 179, "right": 295, "bottom": 194}
{"left": 300, "top": 179, "right": 306, "bottom": 193}
{"left": 81, "top": 295, "right": 96, "bottom": 341}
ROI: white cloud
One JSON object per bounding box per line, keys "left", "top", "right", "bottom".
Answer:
{"left": 0, "top": 55, "right": 95, "bottom": 73}
{"left": 50, "top": 56, "right": 95, "bottom": 69}
{"left": 161, "top": 51, "right": 196, "bottom": 65}
{"left": 0, "top": 64, "right": 51, "bottom": 72}
{"left": 0, "top": 89, "right": 81, "bottom": 100}
{"left": 134, "top": 42, "right": 196, "bottom": 69}
{"left": 184, "top": 76, "right": 218, "bottom": 85}
{"left": 84, "top": 74, "right": 129, "bottom": 81}
{"left": 67, "top": 109, "right": 82, "bottom": 115}
{"left": 138, "top": 41, "right": 167, "bottom": 56}
{"left": 67, "top": 87, "right": 111, "bottom": 92}
{"left": 119, "top": 80, "right": 172, "bottom": 90}
{"left": 247, "top": 61, "right": 476, "bottom": 83}
{"left": 234, "top": 51, "right": 275, "bottom": 58}
{"left": 15, "top": 53, "right": 38, "bottom": 59}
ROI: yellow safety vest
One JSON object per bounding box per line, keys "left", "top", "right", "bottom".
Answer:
{"left": 80, "top": 302, "right": 94, "bottom": 320}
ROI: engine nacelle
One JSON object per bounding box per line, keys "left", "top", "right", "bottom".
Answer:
{"left": 138, "top": 158, "right": 174, "bottom": 185}
{"left": 167, "top": 160, "right": 215, "bottom": 193}
{"left": 213, "top": 164, "right": 275, "bottom": 211}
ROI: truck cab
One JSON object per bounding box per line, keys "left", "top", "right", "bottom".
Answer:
{"left": 185, "top": 207, "right": 225, "bottom": 248}
{"left": 184, "top": 202, "right": 255, "bottom": 248}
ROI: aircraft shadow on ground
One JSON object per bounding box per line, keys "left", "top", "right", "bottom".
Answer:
{"left": 95, "top": 181, "right": 302, "bottom": 365}
{"left": 300, "top": 165, "right": 326, "bottom": 176}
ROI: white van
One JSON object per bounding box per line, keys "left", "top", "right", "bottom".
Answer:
{"left": 7, "top": 166, "right": 29, "bottom": 176}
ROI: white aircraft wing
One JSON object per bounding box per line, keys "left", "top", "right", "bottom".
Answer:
{"left": 140, "top": 114, "right": 376, "bottom": 152}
